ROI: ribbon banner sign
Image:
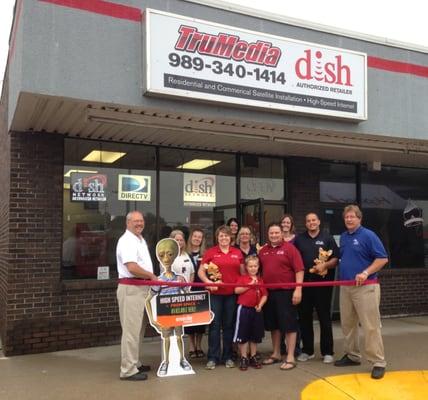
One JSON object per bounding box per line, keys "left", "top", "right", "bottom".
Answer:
{"left": 156, "top": 290, "right": 212, "bottom": 328}
{"left": 144, "top": 9, "right": 367, "bottom": 120}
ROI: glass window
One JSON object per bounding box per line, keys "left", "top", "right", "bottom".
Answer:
{"left": 362, "top": 165, "right": 428, "bottom": 269}
{"left": 319, "top": 162, "right": 357, "bottom": 236}
{"left": 240, "top": 155, "right": 284, "bottom": 201}
{"left": 62, "top": 139, "right": 156, "bottom": 279}
{"left": 159, "top": 148, "right": 236, "bottom": 246}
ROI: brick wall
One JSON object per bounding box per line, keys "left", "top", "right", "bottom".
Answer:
{"left": 0, "top": 77, "right": 10, "bottom": 347}
{"left": 287, "top": 157, "right": 321, "bottom": 231}
{"left": 379, "top": 268, "right": 428, "bottom": 316}
{"left": 3, "top": 132, "right": 123, "bottom": 356}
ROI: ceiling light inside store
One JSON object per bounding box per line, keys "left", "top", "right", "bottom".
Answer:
{"left": 177, "top": 159, "right": 221, "bottom": 170}
{"left": 82, "top": 150, "right": 126, "bottom": 163}
{"left": 64, "top": 169, "right": 98, "bottom": 177}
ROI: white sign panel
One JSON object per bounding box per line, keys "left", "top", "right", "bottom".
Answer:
{"left": 145, "top": 9, "right": 367, "bottom": 120}
{"left": 183, "top": 173, "right": 216, "bottom": 207}
{"left": 241, "top": 177, "right": 284, "bottom": 200}
{"left": 118, "top": 174, "right": 151, "bottom": 201}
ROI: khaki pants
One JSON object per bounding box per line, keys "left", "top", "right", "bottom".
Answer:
{"left": 117, "top": 284, "right": 150, "bottom": 377}
{"left": 339, "top": 284, "right": 386, "bottom": 367}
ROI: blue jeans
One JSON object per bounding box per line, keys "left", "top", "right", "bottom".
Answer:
{"left": 208, "top": 294, "right": 236, "bottom": 363}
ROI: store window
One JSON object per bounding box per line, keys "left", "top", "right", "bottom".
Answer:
{"left": 159, "top": 148, "right": 236, "bottom": 246}
{"left": 361, "top": 165, "right": 428, "bottom": 269}
{"left": 62, "top": 139, "right": 156, "bottom": 279}
{"left": 319, "top": 162, "right": 357, "bottom": 236}
{"left": 240, "top": 155, "right": 284, "bottom": 201}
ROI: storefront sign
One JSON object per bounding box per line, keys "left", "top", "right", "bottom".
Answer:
{"left": 118, "top": 174, "right": 151, "bottom": 201}
{"left": 144, "top": 9, "right": 367, "bottom": 120}
{"left": 241, "top": 177, "right": 284, "bottom": 200}
{"left": 70, "top": 173, "right": 107, "bottom": 202}
{"left": 183, "top": 173, "right": 216, "bottom": 207}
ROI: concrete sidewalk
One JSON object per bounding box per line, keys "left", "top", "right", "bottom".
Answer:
{"left": 1, "top": 316, "right": 427, "bottom": 400}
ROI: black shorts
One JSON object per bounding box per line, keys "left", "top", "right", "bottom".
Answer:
{"left": 263, "top": 290, "right": 299, "bottom": 333}
{"left": 233, "top": 305, "right": 265, "bottom": 344}
{"left": 184, "top": 324, "right": 206, "bottom": 335}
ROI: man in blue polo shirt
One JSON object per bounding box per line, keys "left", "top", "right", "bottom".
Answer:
{"left": 334, "top": 204, "right": 388, "bottom": 380}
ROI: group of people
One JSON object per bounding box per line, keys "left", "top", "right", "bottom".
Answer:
{"left": 115, "top": 204, "right": 388, "bottom": 381}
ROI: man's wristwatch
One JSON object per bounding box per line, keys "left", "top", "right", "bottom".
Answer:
{"left": 362, "top": 270, "right": 369, "bottom": 277}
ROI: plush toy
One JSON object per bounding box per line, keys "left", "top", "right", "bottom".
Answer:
{"left": 309, "top": 248, "right": 333, "bottom": 277}
{"left": 205, "top": 262, "right": 222, "bottom": 282}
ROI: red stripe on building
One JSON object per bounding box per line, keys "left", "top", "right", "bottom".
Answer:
{"left": 368, "top": 56, "right": 428, "bottom": 78}
{"left": 39, "top": 0, "right": 141, "bottom": 22}
{"left": 36, "top": 0, "right": 428, "bottom": 80}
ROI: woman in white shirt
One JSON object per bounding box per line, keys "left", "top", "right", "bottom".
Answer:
{"left": 170, "top": 230, "right": 195, "bottom": 288}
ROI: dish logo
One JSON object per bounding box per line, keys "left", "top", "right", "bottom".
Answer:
{"left": 295, "top": 50, "right": 353, "bottom": 86}
{"left": 183, "top": 173, "right": 216, "bottom": 205}
{"left": 71, "top": 173, "right": 107, "bottom": 202}
{"left": 118, "top": 175, "right": 151, "bottom": 201}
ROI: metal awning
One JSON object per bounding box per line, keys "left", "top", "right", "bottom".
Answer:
{"left": 9, "top": 92, "right": 428, "bottom": 168}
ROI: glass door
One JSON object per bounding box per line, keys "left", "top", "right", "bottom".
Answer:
{"left": 240, "top": 198, "right": 286, "bottom": 244}
{"left": 212, "top": 204, "right": 238, "bottom": 245}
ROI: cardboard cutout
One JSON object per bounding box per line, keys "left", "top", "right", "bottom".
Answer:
{"left": 146, "top": 238, "right": 212, "bottom": 377}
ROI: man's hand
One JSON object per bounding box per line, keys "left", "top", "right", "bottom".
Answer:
{"left": 292, "top": 288, "right": 302, "bottom": 305}
{"left": 355, "top": 271, "right": 368, "bottom": 286}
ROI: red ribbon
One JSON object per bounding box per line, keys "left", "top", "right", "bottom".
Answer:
{"left": 118, "top": 278, "right": 378, "bottom": 289}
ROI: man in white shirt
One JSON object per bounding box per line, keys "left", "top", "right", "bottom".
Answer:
{"left": 116, "top": 211, "right": 157, "bottom": 381}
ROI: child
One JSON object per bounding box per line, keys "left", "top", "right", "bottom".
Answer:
{"left": 233, "top": 255, "right": 268, "bottom": 371}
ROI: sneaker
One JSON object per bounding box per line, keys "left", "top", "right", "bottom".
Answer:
{"left": 158, "top": 361, "right": 169, "bottom": 376}
{"left": 323, "top": 355, "right": 334, "bottom": 364}
{"left": 297, "top": 353, "right": 315, "bottom": 362}
{"left": 138, "top": 364, "right": 151, "bottom": 373}
{"left": 225, "top": 359, "right": 235, "bottom": 368}
{"left": 239, "top": 357, "right": 249, "bottom": 371}
{"left": 371, "top": 366, "right": 385, "bottom": 379}
{"left": 249, "top": 355, "right": 262, "bottom": 369}
{"left": 205, "top": 360, "right": 216, "bottom": 370}
{"left": 120, "top": 371, "right": 148, "bottom": 381}
{"left": 180, "top": 359, "right": 192, "bottom": 371}
{"left": 334, "top": 354, "right": 361, "bottom": 367}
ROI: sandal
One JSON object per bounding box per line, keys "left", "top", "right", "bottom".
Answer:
{"left": 196, "top": 349, "right": 205, "bottom": 358}
{"left": 189, "top": 351, "right": 197, "bottom": 359}
{"left": 280, "top": 361, "right": 297, "bottom": 371}
{"left": 262, "top": 356, "right": 281, "bottom": 365}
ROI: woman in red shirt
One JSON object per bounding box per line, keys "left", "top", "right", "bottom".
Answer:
{"left": 199, "top": 225, "right": 244, "bottom": 370}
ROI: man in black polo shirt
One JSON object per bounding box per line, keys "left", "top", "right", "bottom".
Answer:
{"left": 294, "top": 212, "right": 339, "bottom": 364}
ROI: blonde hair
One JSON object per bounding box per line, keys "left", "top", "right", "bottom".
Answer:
{"left": 186, "top": 228, "right": 206, "bottom": 255}
{"left": 236, "top": 226, "right": 256, "bottom": 245}
{"left": 215, "top": 225, "right": 232, "bottom": 243}
{"left": 245, "top": 255, "right": 260, "bottom": 268}
{"left": 343, "top": 204, "right": 363, "bottom": 220}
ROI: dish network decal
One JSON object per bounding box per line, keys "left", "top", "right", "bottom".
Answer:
{"left": 174, "top": 25, "right": 282, "bottom": 67}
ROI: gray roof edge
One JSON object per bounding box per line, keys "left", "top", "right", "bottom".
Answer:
{"left": 184, "top": 0, "right": 428, "bottom": 54}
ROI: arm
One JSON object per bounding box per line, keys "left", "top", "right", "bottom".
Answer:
{"left": 126, "top": 262, "right": 157, "bottom": 280}
{"left": 145, "top": 290, "right": 161, "bottom": 332}
{"left": 255, "top": 294, "right": 268, "bottom": 312}
{"left": 355, "top": 257, "right": 388, "bottom": 286}
{"left": 312, "top": 257, "right": 338, "bottom": 273}
{"left": 234, "top": 286, "right": 249, "bottom": 294}
{"left": 292, "top": 270, "right": 304, "bottom": 305}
